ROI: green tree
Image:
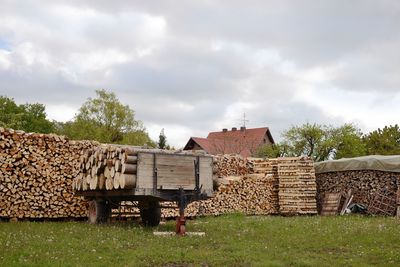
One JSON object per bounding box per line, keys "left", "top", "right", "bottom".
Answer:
{"left": 19, "top": 103, "right": 55, "bottom": 133}
{"left": 60, "top": 89, "right": 153, "bottom": 145}
{"left": 121, "top": 130, "right": 156, "bottom": 147}
{"left": 0, "top": 96, "right": 20, "bottom": 127}
{"left": 158, "top": 128, "right": 167, "bottom": 149}
{"left": 264, "top": 123, "right": 365, "bottom": 161}
{"left": 364, "top": 125, "right": 400, "bottom": 155}
{"left": 255, "top": 143, "right": 288, "bottom": 158}
{"left": 333, "top": 124, "right": 366, "bottom": 159}
{"left": 0, "top": 96, "right": 54, "bottom": 133}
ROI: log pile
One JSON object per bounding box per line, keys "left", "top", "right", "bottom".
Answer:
{"left": 316, "top": 170, "right": 400, "bottom": 215}
{"left": 0, "top": 128, "right": 97, "bottom": 219}
{"left": 247, "top": 158, "right": 279, "bottom": 212}
{"left": 73, "top": 145, "right": 139, "bottom": 191}
{"left": 397, "top": 178, "right": 400, "bottom": 217}
{"left": 161, "top": 173, "right": 278, "bottom": 218}
{"left": 162, "top": 156, "right": 317, "bottom": 218}
{"left": 213, "top": 154, "right": 248, "bottom": 178}
{"left": 248, "top": 157, "right": 317, "bottom": 215}
{"left": 277, "top": 157, "right": 317, "bottom": 215}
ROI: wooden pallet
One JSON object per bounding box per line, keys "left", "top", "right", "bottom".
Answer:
{"left": 320, "top": 193, "right": 341, "bottom": 215}
{"left": 368, "top": 191, "right": 397, "bottom": 216}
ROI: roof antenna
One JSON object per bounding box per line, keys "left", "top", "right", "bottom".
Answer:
{"left": 241, "top": 113, "right": 249, "bottom": 128}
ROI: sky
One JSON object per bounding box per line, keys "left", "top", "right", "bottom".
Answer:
{"left": 1, "top": 0, "right": 400, "bottom": 148}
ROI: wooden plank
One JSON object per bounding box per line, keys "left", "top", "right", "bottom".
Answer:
{"left": 320, "top": 193, "right": 341, "bottom": 216}
{"left": 136, "top": 152, "right": 213, "bottom": 191}
{"left": 199, "top": 157, "right": 213, "bottom": 194}
{"left": 157, "top": 154, "right": 196, "bottom": 190}
{"left": 136, "top": 153, "right": 154, "bottom": 189}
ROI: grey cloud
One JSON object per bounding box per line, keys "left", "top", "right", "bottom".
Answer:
{"left": 1, "top": 0, "right": 400, "bottom": 146}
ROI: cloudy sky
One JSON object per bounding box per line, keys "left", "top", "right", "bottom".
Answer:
{"left": 1, "top": 0, "right": 400, "bottom": 147}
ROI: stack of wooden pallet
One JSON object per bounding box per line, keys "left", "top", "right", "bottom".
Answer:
{"left": 277, "top": 157, "right": 318, "bottom": 215}
{"left": 73, "top": 145, "right": 139, "bottom": 191}
{"left": 0, "top": 127, "right": 97, "bottom": 219}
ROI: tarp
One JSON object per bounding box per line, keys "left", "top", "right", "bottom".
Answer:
{"left": 314, "top": 155, "right": 400, "bottom": 174}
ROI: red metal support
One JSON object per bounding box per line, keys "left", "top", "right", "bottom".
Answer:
{"left": 175, "top": 214, "right": 186, "bottom": 235}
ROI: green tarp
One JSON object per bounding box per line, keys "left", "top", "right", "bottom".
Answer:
{"left": 314, "top": 155, "right": 400, "bottom": 174}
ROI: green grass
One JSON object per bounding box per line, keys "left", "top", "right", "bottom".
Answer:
{"left": 0, "top": 214, "right": 399, "bottom": 267}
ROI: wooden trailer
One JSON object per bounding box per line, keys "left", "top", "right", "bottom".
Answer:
{"left": 74, "top": 150, "right": 214, "bottom": 234}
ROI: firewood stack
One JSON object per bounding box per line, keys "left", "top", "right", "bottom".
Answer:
{"left": 213, "top": 154, "right": 248, "bottom": 177}
{"left": 247, "top": 158, "right": 280, "bottom": 212}
{"left": 0, "top": 127, "right": 97, "bottom": 219}
{"left": 161, "top": 173, "right": 279, "bottom": 218}
{"left": 277, "top": 157, "right": 317, "bottom": 215}
{"left": 397, "top": 177, "right": 400, "bottom": 217}
{"left": 196, "top": 174, "right": 278, "bottom": 216}
{"left": 161, "top": 156, "right": 317, "bottom": 218}
{"left": 316, "top": 170, "right": 400, "bottom": 214}
{"left": 73, "top": 145, "right": 139, "bottom": 192}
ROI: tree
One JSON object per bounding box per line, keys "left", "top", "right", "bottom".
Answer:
{"left": 121, "top": 130, "right": 156, "bottom": 147}
{"left": 19, "top": 103, "right": 55, "bottom": 133}
{"left": 255, "top": 143, "right": 288, "bottom": 158}
{"left": 333, "top": 124, "right": 366, "bottom": 159}
{"left": 364, "top": 125, "right": 400, "bottom": 155}
{"left": 0, "top": 96, "right": 54, "bottom": 133}
{"left": 60, "top": 89, "right": 153, "bottom": 145}
{"left": 158, "top": 128, "right": 167, "bottom": 149}
{"left": 267, "top": 123, "right": 365, "bottom": 161}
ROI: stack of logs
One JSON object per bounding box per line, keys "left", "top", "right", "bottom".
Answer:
{"left": 213, "top": 154, "right": 248, "bottom": 177}
{"left": 247, "top": 158, "right": 279, "bottom": 213}
{"left": 0, "top": 128, "right": 97, "bottom": 219}
{"left": 161, "top": 155, "right": 317, "bottom": 218}
{"left": 161, "top": 173, "right": 279, "bottom": 218}
{"left": 277, "top": 157, "right": 317, "bottom": 214}
{"left": 397, "top": 179, "right": 400, "bottom": 217}
{"left": 73, "top": 145, "right": 139, "bottom": 191}
{"left": 248, "top": 156, "right": 317, "bottom": 215}
{"left": 316, "top": 170, "right": 400, "bottom": 216}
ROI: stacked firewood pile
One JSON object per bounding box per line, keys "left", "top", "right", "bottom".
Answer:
{"left": 248, "top": 157, "right": 317, "bottom": 215}
{"left": 247, "top": 158, "right": 279, "bottom": 212}
{"left": 316, "top": 170, "right": 400, "bottom": 215}
{"left": 277, "top": 157, "right": 317, "bottom": 215}
{"left": 162, "top": 156, "right": 317, "bottom": 218}
{"left": 397, "top": 178, "right": 400, "bottom": 217}
{"left": 73, "top": 145, "right": 139, "bottom": 191}
{"left": 160, "top": 173, "right": 279, "bottom": 218}
{"left": 213, "top": 154, "right": 248, "bottom": 177}
{"left": 0, "top": 128, "right": 97, "bottom": 219}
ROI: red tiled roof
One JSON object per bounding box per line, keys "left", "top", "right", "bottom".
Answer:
{"left": 184, "top": 127, "right": 274, "bottom": 157}
{"left": 191, "top": 137, "right": 212, "bottom": 152}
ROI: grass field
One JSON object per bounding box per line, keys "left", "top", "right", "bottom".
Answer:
{"left": 0, "top": 214, "right": 399, "bottom": 267}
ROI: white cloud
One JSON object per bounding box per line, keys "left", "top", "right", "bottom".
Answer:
{"left": 1, "top": 0, "right": 400, "bottom": 147}
{"left": 0, "top": 50, "right": 11, "bottom": 69}
{"left": 146, "top": 123, "right": 193, "bottom": 149}
{"left": 46, "top": 104, "right": 78, "bottom": 122}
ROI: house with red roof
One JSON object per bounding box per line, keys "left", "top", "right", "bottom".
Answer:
{"left": 183, "top": 127, "right": 275, "bottom": 157}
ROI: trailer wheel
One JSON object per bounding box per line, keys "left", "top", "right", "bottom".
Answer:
{"left": 139, "top": 200, "right": 161, "bottom": 227}
{"left": 88, "top": 200, "right": 110, "bottom": 224}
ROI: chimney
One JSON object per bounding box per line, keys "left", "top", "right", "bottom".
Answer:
{"left": 240, "top": 126, "right": 246, "bottom": 131}
{"left": 222, "top": 128, "right": 228, "bottom": 132}
{"left": 232, "top": 127, "right": 237, "bottom": 131}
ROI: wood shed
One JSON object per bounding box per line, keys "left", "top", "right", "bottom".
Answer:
{"left": 315, "top": 155, "right": 400, "bottom": 216}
